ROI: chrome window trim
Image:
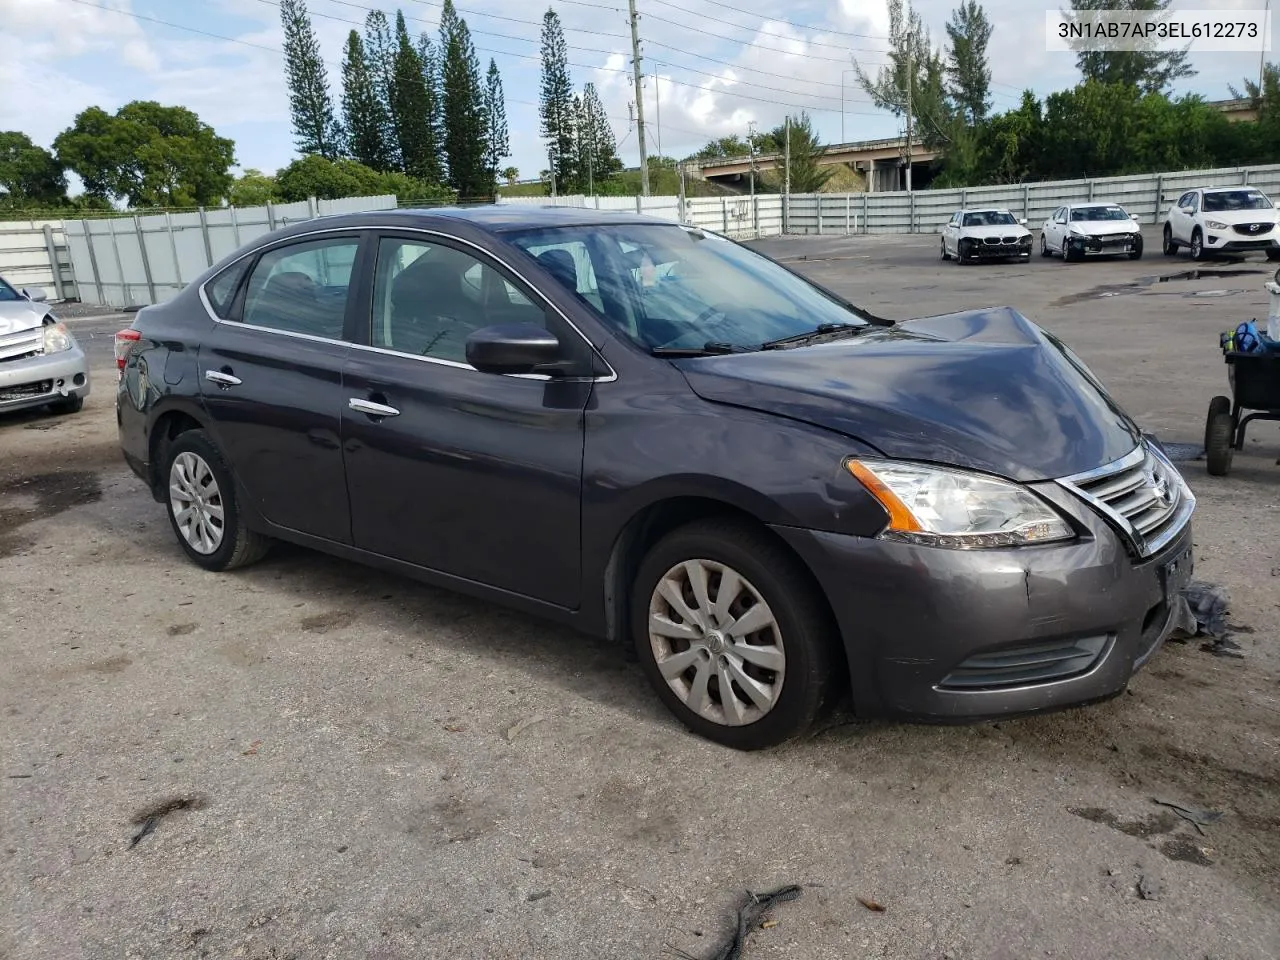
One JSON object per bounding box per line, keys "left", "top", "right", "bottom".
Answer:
{"left": 196, "top": 223, "right": 617, "bottom": 384}
{"left": 1055, "top": 440, "right": 1196, "bottom": 558}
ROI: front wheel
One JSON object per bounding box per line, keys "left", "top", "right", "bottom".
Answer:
{"left": 940, "top": 237, "right": 951, "bottom": 261}
{"left": 631, "top": 519, "right": 839, "bottom": 750}
{"left": 1163, "top": 224, "right": 1177, "bottom": 256}
{"left": 957, "top": 238, "right": 974, "bottom": 264}
{"left": 48, "top": 395, "right": 84, "bottom": 415}
{"left": 1040, "top": 234, "right": 1051, "bottom": 258}
{"left": 1190, "top": 229, "right": 1206, "bottom": 261}
{"left": 163, "top": 429, "right": 271, "bottom": 572}
{"left": 1128, "top": 235, "right": 1144, "bottom": 260}
{"left": 1265, "top": 248, "right": 1280, "bottom": 262}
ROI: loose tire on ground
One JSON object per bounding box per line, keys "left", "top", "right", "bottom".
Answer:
{"left": 1204, "top": 395, "right": 1230, "bottom": 452}
{"left": 630, "top": 518, "right": 840, "bottom": 750}
{"left": 162, "top": 429, "right": 271, "bottom": 572}
{"left": 1205, "top": 412, "right": 1235, "bottom": 476}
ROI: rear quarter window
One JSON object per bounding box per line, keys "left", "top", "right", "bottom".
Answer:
{"left": 204, "top": 259, "right": 250, "bottom": 319}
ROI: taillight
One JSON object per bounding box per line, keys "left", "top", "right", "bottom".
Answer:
{"left": 115, "top": 328, "right": 141, "bottom": 378}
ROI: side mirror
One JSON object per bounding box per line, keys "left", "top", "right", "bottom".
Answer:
{"left": 466, "top": 322, "right": 563, "bottom": 376}
{"left": 1018, "top": 217, "right": 1027, "bottom": 225}
{"left": 22, "top": 286, "right": 48, "bottom": 302}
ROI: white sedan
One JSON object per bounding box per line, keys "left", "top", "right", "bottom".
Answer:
{"left": 1040, "top": 203, "right": 1144, "bottom": 261}
{"left": 940, "top": 209, "right": 1033, "bottom": 263}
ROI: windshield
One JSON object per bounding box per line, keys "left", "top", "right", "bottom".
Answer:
{"left": 963, "top": 211, "right": 1017, "bottom": 226}
{"left": 0, "top": 277, "right": 22, "bottom": 302}
{"left": 1070, "top": 205, "right": 1129, "bottom": 221}
{"left": 1202, "top": 189, "right": 1273, "bottom": 212}
{"left": 504, "top": 223, "right": 869, "bottom": 352}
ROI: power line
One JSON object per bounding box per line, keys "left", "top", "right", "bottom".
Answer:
{"left": 640, "top": 0, "right": 892, "bottom": 56}
{"left": 648, "top": 0, "right": 891, "bottom": 41}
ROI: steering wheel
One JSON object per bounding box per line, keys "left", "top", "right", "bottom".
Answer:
{"left": 689, "top": 301, "right": 736, "bottom": 327}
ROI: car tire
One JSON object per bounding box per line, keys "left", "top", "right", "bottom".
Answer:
{"left": 940, "top": 237, "right": 951, "bottom": 261}
{"left": 1205, "top": 412, "right": 1235, "bottom": 476}
{"left": 1204, "top": 395, "right": 1231, "bottom": 452}
{"left": 49, "top": 395, "right": 84, "bottom": 415}
{"left": 1190, "top": 228, "right": 1206, "bottom": 261}
{"left": 1266, "top": 248, "right": 1280, "bottom": 262}
{"left": 162, "top": 429, "right": 270, "bottom": 572}
{"left": 1040, "top": 234, "right": 1051, "bottom": 258}
{"left": 958, "top": 238, "right": 974, "bottom": 264}
{"left": 1063, "top": 240, "right": 1081, "bottom": 263}
{"left": 630, "top": 518, "right": 839, "bottom": 751}
{"left": 1163, "top": 224, "right": 1177, "bottom": 256}
{"left": 1128, "top": 235, "right": 1144, "bottom": 260}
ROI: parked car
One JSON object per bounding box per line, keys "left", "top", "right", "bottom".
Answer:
{"left": 0, "top": 276, "right": 89, "bottom": 416}
{"left": 1040, "top": 203, "right": 1144, "bottom": 261}
{"left": 940, "top": 208, "right": 1033, "bottom": 263}
{"left": 1161, "top": 186, "right": 1280, "bottom": 261}
{"left": 116, "top": 207, "right": 1196, "bottom": 750}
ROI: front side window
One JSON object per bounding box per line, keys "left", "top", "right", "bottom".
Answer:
{"left": 0, "top": 277, "right": 22, "bottom": 302}
{"left": 371, "top": 237, "right": 546, "bottom": 364}
{"left": 505, "top": 223, "right": 871, "bottom": 353}
{"left": 240, "top": 237, "right": 359, "bottom": 339}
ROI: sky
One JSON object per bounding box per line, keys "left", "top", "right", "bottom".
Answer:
{"left": 1, "top": 0, "right": 1275, "bottom": 189}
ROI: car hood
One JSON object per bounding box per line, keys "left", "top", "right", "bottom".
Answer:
{"left": 959, "top": 223, "right": 1029, "bottom": 237}
{"left": 675, "top": 307, "right": 1142, "bottom": 483}
{"left": 0, "top": 299, "right": 48, "bottom": 334}
{"left": 1065, "top": 220, "right": 1140, "bottom": 235}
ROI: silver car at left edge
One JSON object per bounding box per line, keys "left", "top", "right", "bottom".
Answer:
{"left": 0, "top": 275, "right": 90, "bottom": 416}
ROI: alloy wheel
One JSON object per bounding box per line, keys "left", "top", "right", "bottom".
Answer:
{"left": 169, "top": 451, "right": 225, "bottom": 555}
{"left": 647, "top": 558, "right": 785, "bottom": 727}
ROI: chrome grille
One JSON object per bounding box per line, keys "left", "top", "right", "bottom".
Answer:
{"left": 0, "top": 329, "right": 42, "bottom": 362}
{"left": 1057, "top": 442, "right": 1195, "bottom": 558}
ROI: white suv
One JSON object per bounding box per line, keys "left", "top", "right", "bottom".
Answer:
{"left": 1161, "top": 186, "right": 1280, "bottom": 261}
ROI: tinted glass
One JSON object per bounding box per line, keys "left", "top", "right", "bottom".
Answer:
{"left": 372, "top": 237, "right": 545, "bottom": 363}
{"left": 963, "top": 211, "right": 1017, "bottom": 226}
{"left": 0, "top": 277, "right": 20, "bottom": 302}
{"left": 241, "top": 237, "right": 359, "bottom": 339}
{"left": 1202, "top": 189, "right": 1273, "bottom": 212}
{"left": 506, "top": 223, "right": 869, "bottom": 352}
{"left": 1070, "top": 206, "right": 1130, "bottom": 221}
{"left": 204, "top": 259, "right": 250, "bottom": 318}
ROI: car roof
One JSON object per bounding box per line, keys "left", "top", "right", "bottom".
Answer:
{"left": 263, "top": 204, "right": 680, "bottom": 240}
{"left": 959, "top": 208, "right": 1013, "bottom": 214}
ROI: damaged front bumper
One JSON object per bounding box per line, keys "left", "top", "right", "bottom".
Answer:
{"left": 771, "top": 485, "right": 1194, "bottom": 722}
{"left": 0, "top": 345, "right": 91, "bottom": 413}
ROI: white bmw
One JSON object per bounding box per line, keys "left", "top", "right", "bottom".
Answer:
{"left": 1040, "top": 203, "right": 1144, "bottom": 261}
{"left": 940, "top": 208, "right": 1033, "bottom": 263}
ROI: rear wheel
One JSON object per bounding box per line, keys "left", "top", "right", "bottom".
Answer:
{"left": 1204, "top": 395, "right": 1231, "bottom": 452}
{"left": 163, "top": 429, "right": 270, "bottom": 572}
{"left": 1163, "top": 224, "right": 1177, "bottom": 256}
{"left": 1205, "top": 412, "right": 1235, "bottom": 476}
{"left": 631, "top": 519, "right": 838, "bottom": 750}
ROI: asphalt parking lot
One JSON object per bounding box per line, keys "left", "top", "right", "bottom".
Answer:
{"left": 3, "top": 230, "right": 1278, "bottom": 960}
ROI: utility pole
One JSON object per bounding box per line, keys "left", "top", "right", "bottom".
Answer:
{"left": 784, "top": 114, "right": 791, "bottom": 197}
{"left": 1260, "top": 0, "right": 1270, "bottom": 105}
{"left": 904, "top": 25, "right": 913, "bottom": 193}
{"left": 747, "top": 120, "right": 757, "bottom": 201}
{"left": 627, "top": 0, "right": 650, "bottom": 196}
{"left": 654, "top": 70, "right": 663, "bottom": 160}
{"left": 548, "top": 146, "right": 557, "bottom": 198}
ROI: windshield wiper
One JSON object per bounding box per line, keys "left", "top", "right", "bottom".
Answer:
{"left": 650, "top": 341, "right": 750, "bottom": 358}
{"left": 760, "top": 322, "right": 865, "bottom": 350}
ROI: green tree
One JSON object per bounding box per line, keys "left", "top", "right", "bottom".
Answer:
{"left": 855, "top": 0, "right": 952, "bottom": 152}
{"left": 228, "top": 168, "right": 278, "bottom": 206}
{"left": 364, "top": 10, "right": 400, "bottom": 169}
{"left": 483, "top": 59, "right": 510, "bottom": 190}
{"left": 417, "top": 33, "right": 444, "bottom": 180}
{"left": 945, "top": 1, "right": 992, "bottom": 125}
{"left": 501, "top": 165, "right": 519, "bottom": 185}
{"left": 280, "top": 0, "right": 342, "bottom": 158}
{"left": 341, "top": 30, "right": 392, "bottom": 171}
{"left": 539, "top": 9, "right": 577, "bottom": 192}
{"left": 391, "top": 12, "right": 441, "bottom": 183}
{"left": 0, "top": 132, "right": 67, "bottom": 205}
{"left": 1067, "top": 0, "right": 1194, "bottom": 95}
{"left": 54, "top": 101, "right": 235, "bottom": 207}
{"left": 575, "top": 82, "right": 620, "bottom": 191}
{"left": 439, "top": 0, "right": 488, "bottom": 196}
{"left": 764, "top": 113, "right": 833, "bottom": 193}
{"left": 274, "top": 154, "right": 452, "bottom": 202}
{"left": 691, "top": 135, "right": 751, "bottom": 161}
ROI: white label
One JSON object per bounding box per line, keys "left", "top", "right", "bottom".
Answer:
{"left": 1046, "top": 9, "right": 1271, "bottom": 53}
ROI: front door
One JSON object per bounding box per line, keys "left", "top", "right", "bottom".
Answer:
{"left": 341, "top": 233, "right": 593, "bottom": 607}
{"left": 198, "top": 232, "right": 366, "bottom": 543}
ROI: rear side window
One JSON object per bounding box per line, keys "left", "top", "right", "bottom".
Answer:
{"left": 239, "top": 237, "right": 360, "bottom": 340}
{"left": 204, "top": 259, "right": 249, "bottom": 319}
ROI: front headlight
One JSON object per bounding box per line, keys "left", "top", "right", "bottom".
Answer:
{"left": 1205, "top": 220, "right": 1228, "bottom": 230}
{"left": 42, "top": 321, "right": 73, "bottom": 354}
{"left": 846, "top": 459, "right": 1074, "bottom": 549}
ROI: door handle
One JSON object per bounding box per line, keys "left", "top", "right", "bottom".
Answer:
{"left": 205, "top": 370, "right": 241, "bottom": 387}
{"left": 348, "top": 398, "right": 401, "bottom": 418}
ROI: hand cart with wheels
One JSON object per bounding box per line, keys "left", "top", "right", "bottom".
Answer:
{"left": 1204, "top": 351, "right": 1280, "bottom": 476}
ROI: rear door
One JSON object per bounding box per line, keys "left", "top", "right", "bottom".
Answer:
{"left": 198, "top": 231, "right": 368, "bottom": 543}
{"left": 340, "top": 231, "right": 595, "bottom": 607}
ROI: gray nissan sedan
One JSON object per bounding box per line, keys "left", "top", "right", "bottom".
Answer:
{"left": 115, "top": 206, "right": 1196, "bottom": 750}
